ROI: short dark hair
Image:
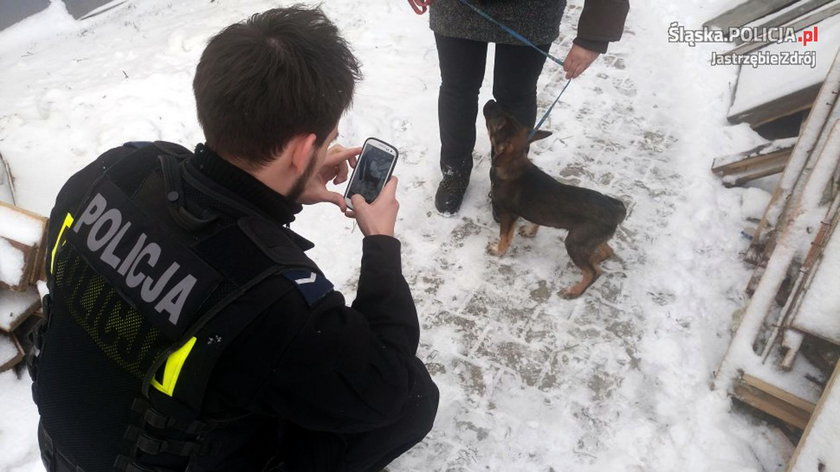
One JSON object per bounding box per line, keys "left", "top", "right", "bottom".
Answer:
{"left": 193, "top": 6, "right": 361, "bottom": 167}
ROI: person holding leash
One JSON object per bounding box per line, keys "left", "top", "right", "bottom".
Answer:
{"left": 411, "top": 0, "right": 630, "bottom": 214}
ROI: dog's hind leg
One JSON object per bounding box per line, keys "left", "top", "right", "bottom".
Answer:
{"left": 518, "top": 223, "right": 540, "bottom": 238}
{"left": 595, "top": 242, "right": 614, "bottom": 263}
{"left": 487, "top": 213, "right": 519, "bottom": 256}
{"left": 563, "top": 228, "right": 602, "bottom": 299}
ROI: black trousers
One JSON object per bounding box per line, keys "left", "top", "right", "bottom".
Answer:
{"left": 435, "top": 33, "right": 550, "bottom": 178}
{"left": 39, "top": 376, "right": 438, "bottom": 472}
{"left": 280, "top": 370, "right": 439, "bottom": 472}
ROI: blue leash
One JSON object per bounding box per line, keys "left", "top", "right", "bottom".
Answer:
{"left": 530, "top": 78, "right": 571, "bottom": 139}
{"left": 456, "top": 0, "right": 571, "bottom": 139}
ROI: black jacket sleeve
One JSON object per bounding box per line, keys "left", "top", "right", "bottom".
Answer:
{"left": 574, "top": 0, "right": 630, "bottom": 53}
{"left": 351, "top": 236, "right": 419, "bottom": 355}
{"left": 247, "top": 235, "right": 429, "bottom": 434}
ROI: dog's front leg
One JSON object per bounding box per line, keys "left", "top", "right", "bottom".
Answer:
{"left": 487, "top": 213, "right": 519, "bottom": 256}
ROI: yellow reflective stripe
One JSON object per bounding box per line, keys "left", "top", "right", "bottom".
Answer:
{"left": 50, "top": 213, "right": 75, "bottom": 274}
{"left": 150, "top": 337, "right": 197, "bottom": 396}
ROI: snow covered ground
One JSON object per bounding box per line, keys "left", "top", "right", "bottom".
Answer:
{"left": 0, "top": 0, "right": 818, "bottom": 470}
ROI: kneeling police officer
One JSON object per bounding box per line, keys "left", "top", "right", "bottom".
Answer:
{"left": 30, "top": 6, "right": 438, "bottom": 472}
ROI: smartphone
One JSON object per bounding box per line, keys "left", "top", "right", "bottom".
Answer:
{"left": 344, "top": 137, "right": 398, "bottom": 210}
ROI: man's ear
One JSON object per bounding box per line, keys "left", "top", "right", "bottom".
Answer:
{"left": 287, "top": 133, "right": 318, "bottom": 175}
{"left": 528, "top": 129, "right": 553, "bottom": 143}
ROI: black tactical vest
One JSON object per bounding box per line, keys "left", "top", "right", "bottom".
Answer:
{"left": 32, "top": 142, "right": 319, "bottom": 472}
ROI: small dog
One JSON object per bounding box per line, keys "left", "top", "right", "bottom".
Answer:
{"left": 483, "top": 99, "right": 626, "bottom": 298}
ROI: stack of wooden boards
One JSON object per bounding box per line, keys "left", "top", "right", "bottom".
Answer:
{"left": 0, "top": 201, "right": 48, "bottom": 373}
{"left": 709, "top": 0, "right": 840, "bottom": 129}
{"left": 712, "top": 36, "right": 840, "bottom": 471}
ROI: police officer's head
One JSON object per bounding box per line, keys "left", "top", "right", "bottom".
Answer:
{"left": 193, "top": 6, "right": 361, "bottom": 173}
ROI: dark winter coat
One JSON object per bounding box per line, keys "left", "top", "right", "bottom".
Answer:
{"left": 429, "top": 0, "right": 629, "bottom": 53}
{"left": 36, "top": 142, "right": 438, "bottom": 471}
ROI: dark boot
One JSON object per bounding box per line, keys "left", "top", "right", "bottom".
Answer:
{"left": 435, "top": 173, "right": 470, "bottom": 214}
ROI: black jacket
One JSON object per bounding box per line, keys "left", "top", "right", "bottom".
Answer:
{"left": 191, "top": 147, "right": 431, "bottom": 468}
{"left": 39, "top": 143, "right": 433, "bottom": 471}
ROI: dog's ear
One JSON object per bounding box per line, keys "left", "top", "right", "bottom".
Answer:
{"left": 528, "top": 129, "right": 553, "bottom": 143}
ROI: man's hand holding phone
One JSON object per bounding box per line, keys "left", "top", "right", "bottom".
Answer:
{"left": 347, "top": 177, "right": 400, "bottom": 237}
{"left": 340, "top": 137, "right": 400, "bottom": 236}
{"left": 296, "top": 144, "right": 361, "bottom": 211}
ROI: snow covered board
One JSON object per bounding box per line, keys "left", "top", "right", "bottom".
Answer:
{"left": 728, "top": 14, "right": 840, "bottom": 126}
{"left": 0, "top": 331, "right": 23, "bottom": 372}
{"left": 0, "top": 201, "right": 49, "bottom": 289}
{"left": 0, "top": 151, "right": 12, "bottom": 204}
{"left": 0, "top": 287, "right": 40, "bottom": 333}
{"left": 786, "top": 361, "right": 840, "bottom": 471}
{"left": 791, "top": 213, "right": 840, "bottom": 343}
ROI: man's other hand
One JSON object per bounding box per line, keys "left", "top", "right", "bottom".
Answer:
{"left": 346, "top": 177, "right": 399, "bottom": 237}
{"left": 563, "top": 44, "right": 600, "bottom": 79}
{"left": 297, "top": 144, "right": 361, "bottom": 211}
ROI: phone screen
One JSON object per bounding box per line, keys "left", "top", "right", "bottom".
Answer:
{"left": 346, "top": 144, "right": 396, "bottom": 204}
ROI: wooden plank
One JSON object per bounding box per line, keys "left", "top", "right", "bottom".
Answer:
{"left": 712, "top": 139, "right": 796, "bottom": 172}
{"left": 30, "top": 216, "right": 49, "bottom": 284}
{"left": 0, "top": 201, "right": 49, "bottom": 289}
{"left": 0, "top": 151, "right": 13, "bottom": 205}
{"left": 704, "top": 0, "right": 798, "bottom": 30}
{"left": 730, "top": 166, "right": 790, "bottom": 187}
{"left": 744, "top": 374, "right": 818, "bottom": 412}
{"left": 0, "top": 199, "right": 48, "bottom": 222}
{"left": 713, "top": 147, "right": 793, "bottom": 187}
{"left": 0, "top": 287, "right": 40, "bottom": 333}
{"left": 0, "top": 330, "right": 23, "bottom": 372}
{"left": 0, "top": 236, "right": 33, "bottom": 291}
{"left": 727, "top": 3, "right": 840, "bottom": 56}
{"left": 728, "top": 83, "right": 821, "bottom": 128}
{"left": 786, "top": 360, "right": 840, "bottom": 471}
{"left": 711, "top": 148, "right": 792, "bottom": 174}
{"left": 734, "top": 375, "right": 815, "bottom": 429}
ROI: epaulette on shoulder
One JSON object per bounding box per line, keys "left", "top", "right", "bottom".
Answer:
{"left": 280, "top": 270, "right": 334, "bottom": 307}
